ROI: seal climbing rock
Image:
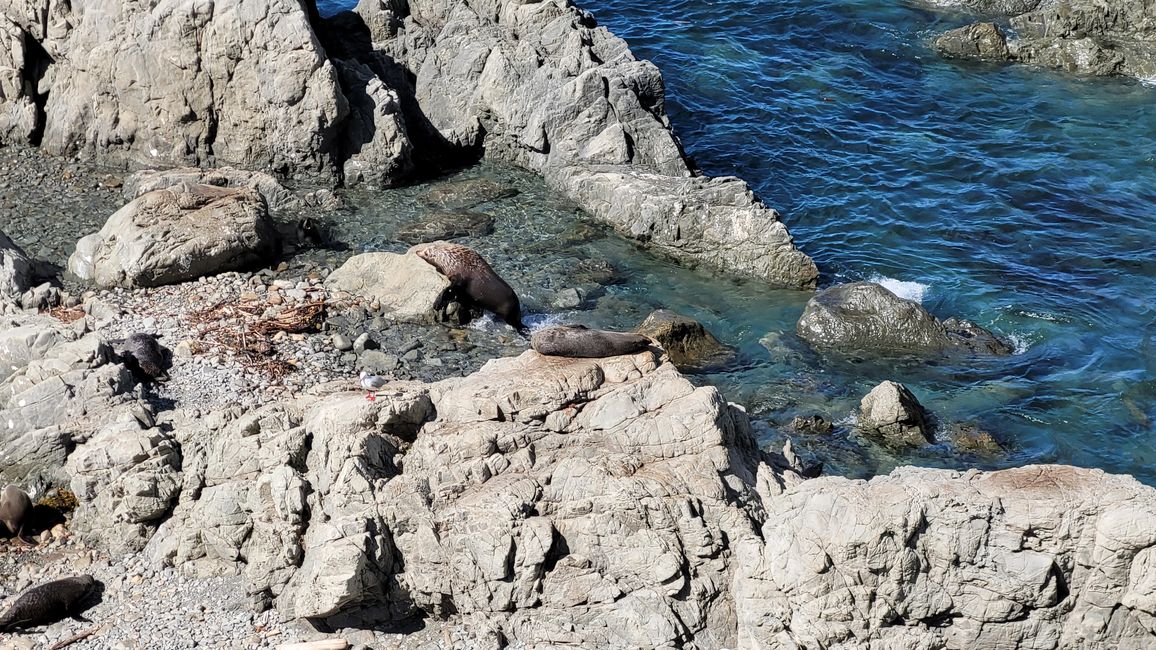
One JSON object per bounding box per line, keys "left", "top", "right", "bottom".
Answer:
{"left": 0, "top": 575, "right": 98, "bottom": 632}
{"left": 117, "top": 333, "right": 169, "bottom": 382}
{"left": 409, "top": 241, "right": 525, "bottom": 332}
{"left": 531, "top": 324, "right": 652, "bottom": 358}
{"left": 0, "top": 485, "right": 32, "bottom": 544}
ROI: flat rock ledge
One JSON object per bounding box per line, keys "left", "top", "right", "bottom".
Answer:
{"left": 27, "top": 344, "right": 1153, "bottom": 648}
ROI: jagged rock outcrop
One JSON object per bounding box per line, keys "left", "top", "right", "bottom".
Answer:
{"left": 797, "top": 282, "right": 1013, "bottom": 356}
{"left": 550, "top": 166, "right": 818, "bottom": 289}
{"left": 0, "top": 313, "right": 145, "bottom": 485}
{"left": 859, "top": 380, "right": 933, "bottom": 447}
{"left": 67, "top": 183, "right": 280, "bottom": 288}
{"left": 0, "top": 229, "right": 32, "bottom": 298}
{"left": 333, "top": 58, "right": 414, "bottom": 187}
{"left": 735, "top": 465, "right": 1156, "bottom": 649}
{"left": 324, "top": 252, "right": 453, "bottom": 322}
{"left": 930, "top": 0, "right": 1156, "bottom": 79}
{"left": 0, "top": 15, "right": 38, "bottom": 145}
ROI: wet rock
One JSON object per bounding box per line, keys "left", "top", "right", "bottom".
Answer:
{"left": 123, "top": 168, "right": 300, "bottom": 214}
{"left": 325, "top": 252, "right": 452, "bottom": 323}
{"left": 0, "top": 229, "right": 33, "bottom": 298}
{"left": 416, "top": 179, "right": 518, "bottom": 210}
{"left": 735, "top": 464, "right": 1156, "bottom": 648}
{"left": 789, "top": 415, "right": 833, "bottom": 436}
{"left": 934, "top": 22, "right": 1013, "bottom": 62}
{"left": 949, "top": 422, "right": 1006, "bottom": 455}
{"left": 547, "top": 166, "right": 818, "bottom": 289}
{"left": 636, "top": 309, "right": 735, "bottom": 371}
{"left": 859, "top": 380, "right": 932, "bottom": 447}
{"left": 797, "top": 282, "right": 1013, "bottom": 356}
{"left": 67, "top": 184, "right": 280, "bottom": 289}
{"left": 395, "top": 211, "right": 495, "bottom": 245}
{"left": 928, "top": 0, "right": 1156, "bottom": 80}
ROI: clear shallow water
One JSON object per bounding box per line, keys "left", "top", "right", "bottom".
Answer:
{"left": 318, "top": 0, "right": 1156, "bottom": 482}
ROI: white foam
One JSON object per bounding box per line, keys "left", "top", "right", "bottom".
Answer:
{"left": 523, "top": 312, "right": 567, "bottom": 332}
{"left": 1140, "top": 75, "right": 1156, "bottom": 88}
{"left": 1007, "top": 332, "right": 1031, "bottom": 355}
{"left": 868, "top": 274, "right": 929, "bottom": 303}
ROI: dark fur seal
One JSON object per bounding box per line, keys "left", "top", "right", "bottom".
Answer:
{"left": 0, "top": 575, "right": 98, "bottom": 631}
{"left": 296, "top": 217, "right": 327, "bottom": 248}
{"left": 118, "top": 332, "right": 169, "bottom": 381}
{"left": 410, "top": 241, "right": 525, "bottom": 332}
{"left": 0, "top": 485, "right": 32, "bottom": 545}
{"left": 531, "top": 325, "right": 652, "bottom": 358}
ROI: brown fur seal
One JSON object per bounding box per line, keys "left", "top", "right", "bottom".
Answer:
{"left": 117, "top": 332, "right": 169, "bottom": 381}
{"left": 0, "top": 485, "right": 32, "bottom": 545}
{"left": 409, "top": 241, "right": 525, "bottom": 332}
{"left": 531, "top": 324, "right": 652, "bottom": 358}
{"left": 0, "top": 575, "right": 98, "bottom": 631}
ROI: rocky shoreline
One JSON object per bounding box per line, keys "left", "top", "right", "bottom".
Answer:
{"left": 1, "top": 0, "right": 1155, "bottom": 649}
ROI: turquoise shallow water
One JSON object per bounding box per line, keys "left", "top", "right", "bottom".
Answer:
{"left": 318, "top": 0, "right": 1156, "bottom": 482}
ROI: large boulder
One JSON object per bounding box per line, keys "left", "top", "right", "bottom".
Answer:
{"left": 38, "top": 0, "right": 349, "bottom": 176}
{"left": 0, "top": 229, "right": 33, "bottom": 298}
{"left": 929, "top": 0, "right": 1156, "bottom": 80}
{"left": 796, "top": 282, "right": 1013, "bottom": 356}
{"left": 735, "top": 464, "right": 1156, "bottom": 649}
{"left": 333, "top": 58, "right": 414, "bottom": 188}
{"left": 67, "top": 183, "right": 279, "bottom": 288}
{"left": 324, "top": 252, "right": 453, "bottom": 323}
{"left": 635, "top": 309, "right": 735, "bottom": 371}
{"left": 859, "top": 380, "right": 933, "bottom": 447}
{"left": 548, "top": 166, "right": 818, "bottom": 289}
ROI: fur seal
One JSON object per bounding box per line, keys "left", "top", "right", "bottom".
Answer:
{"left": 117, "top": 332, "right": 169, "bottom": 382}
{"left": 409, "top": 241, "right": 525, "bottom": 332}
{"left": 0, "top": 485, "right": 32, "bottom": 545}
{"left": 531, "top": 324, "right": 652, "bottom": 358}
{"left": 0, "top": 575, "right": 98, "bottom": 632}
{"left": 296, "top": 216, "right": 328, "bottom": 248}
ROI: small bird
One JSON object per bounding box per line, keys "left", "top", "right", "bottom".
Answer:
{"left": 360, "top": 371, "right": 388, "bottom": 402}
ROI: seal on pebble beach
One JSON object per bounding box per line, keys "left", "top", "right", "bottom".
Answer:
{"left": 531, "top": 324, "right": 653, "bottom": 358}
{"left": 409, "top": 241, "right": 526, "bottom": 332}
{"left": 0, "top": 575, "right": 99, "bottom": 632}
{"left": 0, "top": 485, "right": 33, "bottom": 545}
{"left": 116, "top": 332, "right": 170, "bottom": 382}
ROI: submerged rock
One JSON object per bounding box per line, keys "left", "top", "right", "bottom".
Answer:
{"left": 67, "top": 184, "right": 280, "bottom": 289}
{"left": 395, "top": 210, "right": 495, "bottom": 245}
{"left": 796, "top": 282, "right": 1013, "bottom": 356}
{"left": 635, "top": 309, "right": 735, "bottom": 371}
{"left": 416, "top": 178, "right": 518, "bottom": 210}
{"left": 858, "top": 380, "right": 933, "bottom": 447}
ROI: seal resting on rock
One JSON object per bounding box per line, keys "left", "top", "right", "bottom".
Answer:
{"left": 116, "top": 332, "right": 169, "bottom": 382}
{"left": 531, "top": 324, "right": 652, "bottom": 358}
{"left": 0, "top": 485, "right": 33, "bottom": 545}
{"left": 409, "top": 241, "right": 525, "bottom": 332}
{"left": 0, "top": 575, "right": 98, "bottom": 632}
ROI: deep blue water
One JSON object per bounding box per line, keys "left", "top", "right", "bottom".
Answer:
{"left": 318, "top": 0, "right": 1156, "bottom": 483}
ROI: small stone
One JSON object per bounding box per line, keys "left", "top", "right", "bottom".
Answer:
{"left": 332, "top": 334, "right": 353, "bottom": 351}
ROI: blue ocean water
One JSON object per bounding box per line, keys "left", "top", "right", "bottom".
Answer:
{"left": 318, "top": 0, "right": 1156, "bottom": 482}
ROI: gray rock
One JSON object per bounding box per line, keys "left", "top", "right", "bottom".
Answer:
{"left": 796, "top": 282, "right": 1013, "bottom": 356}
{"left": 0, "top": 230, "right": 33, "bottom": 298}
{"left": 333, "top": 58, "right": 414, "bottom": 188}
{"left": 360, "top": 350, "right": 399, "bottom": 374}
{"left": 636, "top": 309, "right": 735, "bottom": 371}
{"left": 858, "top": 380, "right": 933, "bottom": 447}
{"left": 36, "top": 0, "right": 350, "bottom": 177}
{"left": 735, "top": 464, "right": 1156, "bottom": 649}
{"left": 332, "top": 334, "right": 354, "bottom": 352}
{"left": 416, "top": 179, "right": 518, "bottom": 210}
{"left": 928, "top": 0, "right": 1156, "bottom": 80}
{"left": 324, "top": 252, "right": 452, "bottom": 323}
{"left": 67, "top": 184, "right": 280, "bottom": 288}
{"left": 395, "top": 211, "right": 496, "bottom": 245}
{"left": 547, "top": 166, "right": 818, "bottom": 289}
{"left": 0, "top": 17, "right": 38, "bottom": 145}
